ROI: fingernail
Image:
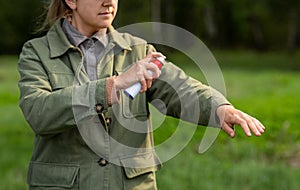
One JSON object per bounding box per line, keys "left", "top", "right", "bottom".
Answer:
{"left": 256, "top": 131, "right": 261, "bottom": 136}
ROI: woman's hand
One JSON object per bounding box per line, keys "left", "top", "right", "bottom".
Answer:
{"left": 114, "top": 52, "right": 165, "bottom": 93}
{"left": 216, "top": 105, "right": 266, "bottom": 138}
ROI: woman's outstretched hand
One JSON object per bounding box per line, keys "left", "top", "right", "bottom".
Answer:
{"left": 216, "top": 105, "right": 266, "bottom": 138}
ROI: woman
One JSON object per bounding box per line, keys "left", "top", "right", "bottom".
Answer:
{"left": 18, "top": 0, "right": 265, "bottom": 189}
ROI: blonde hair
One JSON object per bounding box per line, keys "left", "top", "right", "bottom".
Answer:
{"left": 37, "top": 0, "right": 71, "bottom": 32}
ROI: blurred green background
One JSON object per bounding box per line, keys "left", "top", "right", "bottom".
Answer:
{"left": 1, "top": 0, "right": 300, "bottom": 189}
{"left": 1, "top": 0, "right": 300, "bottom": 54}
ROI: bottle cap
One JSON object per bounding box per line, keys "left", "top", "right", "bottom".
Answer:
{"left": 151, "top": 57, "right": 165, "bottom": 69}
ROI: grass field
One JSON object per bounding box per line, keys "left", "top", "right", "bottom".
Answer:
{"left": 0, "top": 51, "right": 300, "bottom": 189}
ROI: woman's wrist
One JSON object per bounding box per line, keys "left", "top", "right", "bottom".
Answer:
{"left": 106, "top": 76, "right": 120, "bottom": 106}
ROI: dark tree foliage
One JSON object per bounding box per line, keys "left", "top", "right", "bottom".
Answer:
{"left": 0, "top": 0, "right": 44, "bottom": 54}
{"left": 0, "top": 0, "right": 299, "bottom": 54}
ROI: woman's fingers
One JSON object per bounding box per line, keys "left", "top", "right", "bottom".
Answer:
{"left": 146, "top": 52, "right": 166, "bottom": 59}
{"left": 115, "top": 52, "right": 164, "bottom": 92}
{"left": 217, "top": 105, "right": 266, "bottom": 138}
{"left": 222, "top": 122, "right": 235, "bottom": 138}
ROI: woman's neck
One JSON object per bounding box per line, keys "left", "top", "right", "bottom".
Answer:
{"left": 67, "top": 15, "right": 108, "bottom": 37}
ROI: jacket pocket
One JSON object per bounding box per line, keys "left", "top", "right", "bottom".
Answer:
{"left": 115, "top": 70, "right": 148, "bottom": 119}
{"left": 120, "top": 152, "right": 162, "bottom": 179}
{"left": 27, "top": 162, "right": 79, "bottom": 189}
{"left": 121, "top": 92, "right": 149, "bottom": 119}
{"left": 48, "top": 72, "right": 74, "bottom": 90}
{"left": 121, "top": 152, "right": 162, "bottom": 190}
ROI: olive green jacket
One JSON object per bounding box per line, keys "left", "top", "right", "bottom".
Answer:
{"left": 18, "top": 19, "right": 229, "bottom": 190}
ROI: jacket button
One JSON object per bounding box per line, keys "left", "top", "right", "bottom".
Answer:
{"left": 105, "top": 117, "right": 111, "bottom": 127}
{"left": 95, "top": 104, "right": 104, "bottom": 113}
{"left": 98, "top": 158, "right": 109, "bottom": 167}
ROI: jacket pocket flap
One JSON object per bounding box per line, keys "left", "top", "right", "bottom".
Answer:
{"left": 28, "top": 162, "right": 79, "bottom": 188}
{"left": 48, "top": 72, "right": 74, "bottom": 90}
{"left": 120, "top": 152, "right": 162, "bottom": 179}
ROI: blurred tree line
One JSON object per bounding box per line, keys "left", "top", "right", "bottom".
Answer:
{"left": 0, "top": 0, "right": 299, "bottom": 54}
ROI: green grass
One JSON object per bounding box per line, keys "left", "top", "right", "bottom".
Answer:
{"left": 153, "top": 50, "right": 300, "bottom": 189}
{"left": 154, "top": 67, "right": 300, "bottom": 189}
{"left": 1, "top": 51, "right": 300, "bottom": 189}
{"left": 0, "top": 56, "right": 33, "bottom": 189}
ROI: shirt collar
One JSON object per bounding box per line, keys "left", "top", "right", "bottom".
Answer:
{"left": 62, "top": 17, "right": 132, "bottom": 51}
{"left": 62, "top": 17, "right": 87, "bottom": 47}
{"left": 47, "top": 18, "right": 132, "bottom": 58}
{"left": 62, "top": 17, "right": 110, "bottom": 48}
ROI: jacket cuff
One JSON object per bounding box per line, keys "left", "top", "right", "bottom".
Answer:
{"left": 106, "top": 76, "right": 120, "bottom": 106}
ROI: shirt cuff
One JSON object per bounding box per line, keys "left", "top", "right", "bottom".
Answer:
{"left": 106, "top": 76, "right": 120, "bottom": 106}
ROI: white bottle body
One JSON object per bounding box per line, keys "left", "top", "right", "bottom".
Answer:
{"left": 124, "top": 70, "right": 153, "bottom": 99}
{"left": 124, "top": 57, "right": 165, "bottom": 99}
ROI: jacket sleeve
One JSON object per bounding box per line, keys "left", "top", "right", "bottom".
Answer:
{"left": 18, "top": 41, "right": 107, "bottom": 135}
{"left": 146, "top": 46, "right": 230, "bottom": 127}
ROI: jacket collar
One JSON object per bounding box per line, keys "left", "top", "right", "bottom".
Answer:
{"left": 47, "top": 19, "right": 72, "bottom": 58}
{"left": 107, "top": 26, "right": 132, "bottom": 51}
{"left": 47, "top": 18, "right": 132, "bottom": 58}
